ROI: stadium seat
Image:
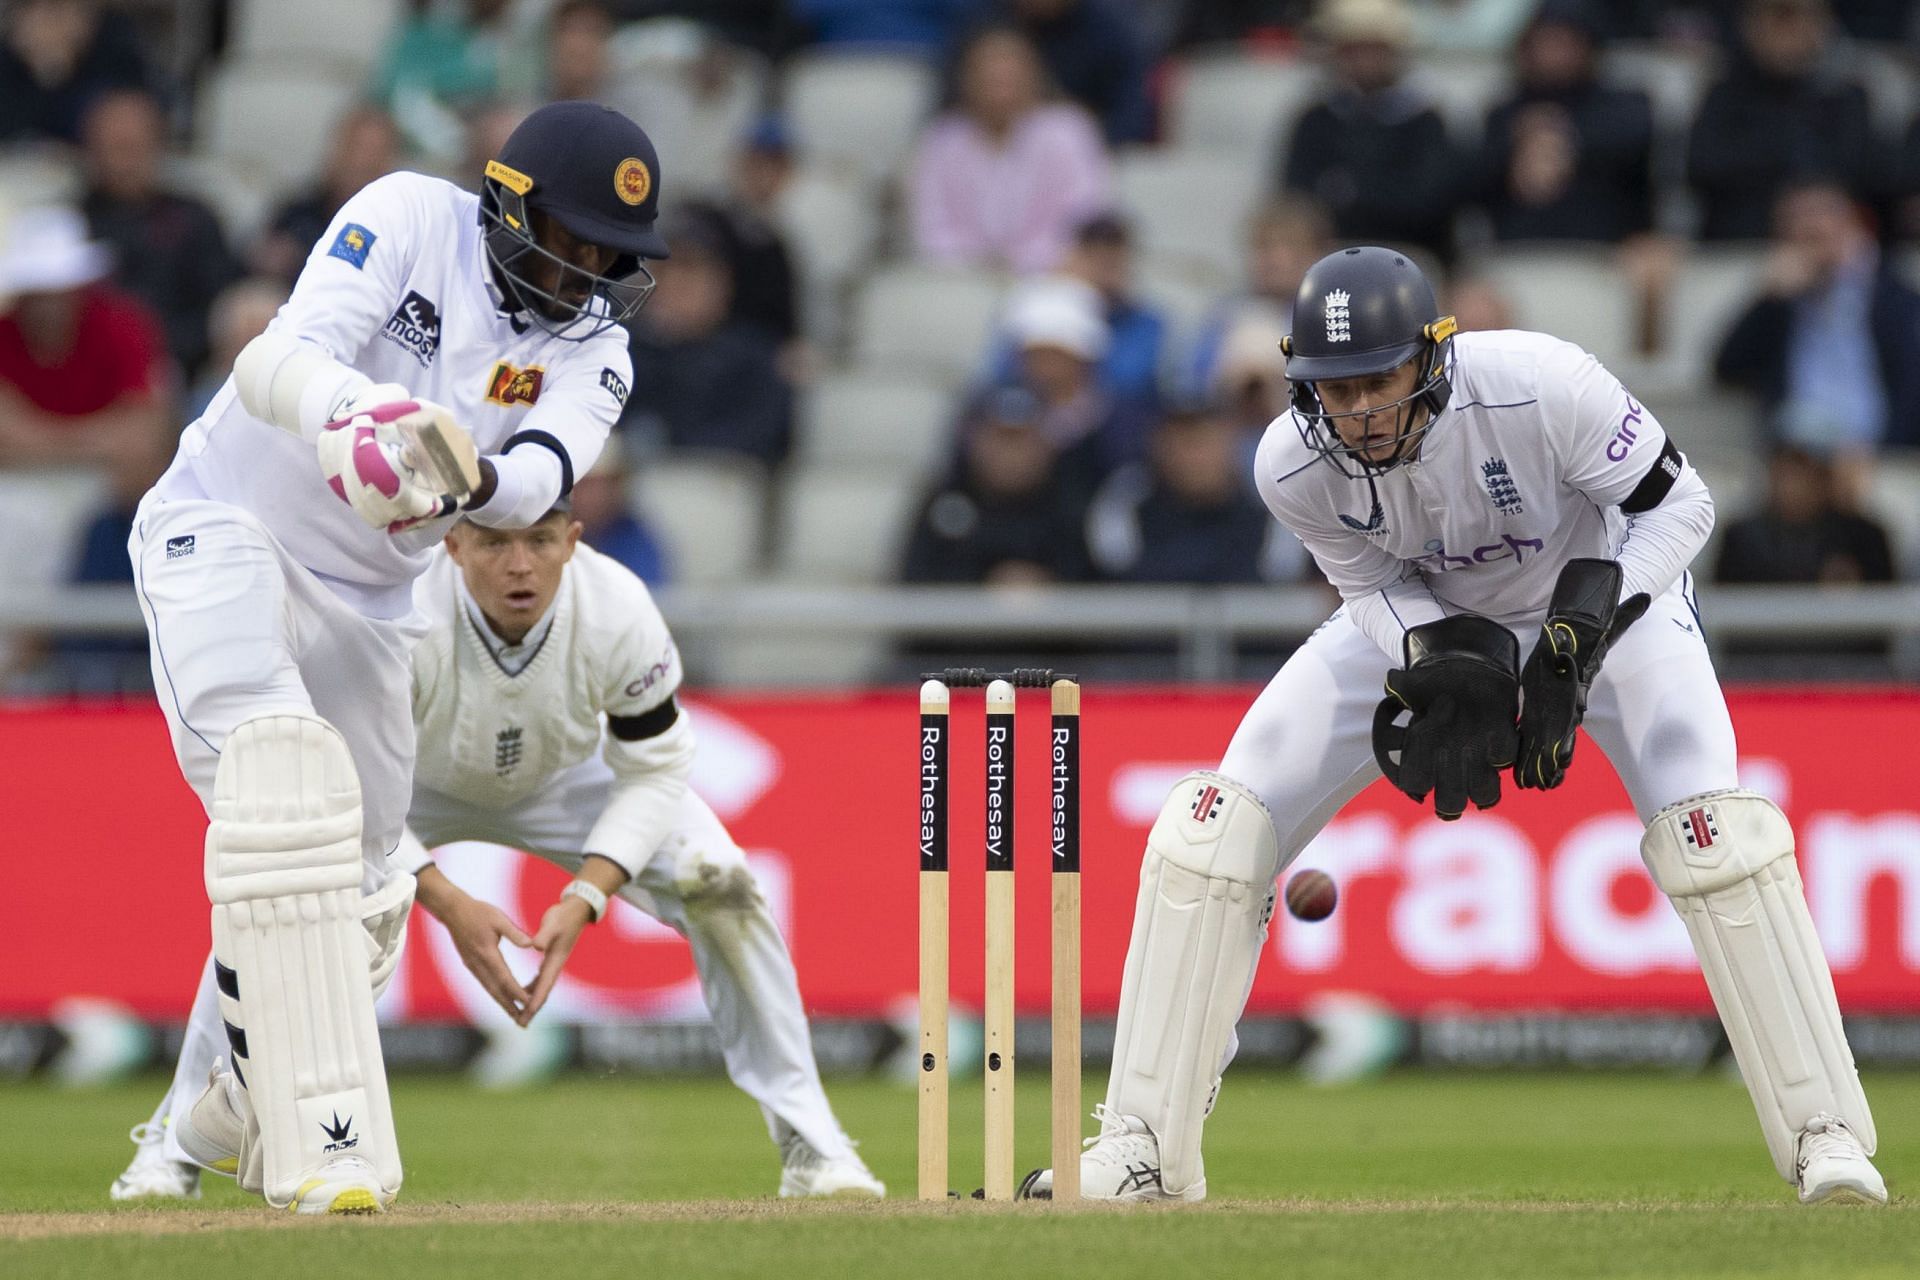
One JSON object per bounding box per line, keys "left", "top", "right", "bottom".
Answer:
{"left": 1600, "top": 42, "right": 1713, "bottom": 142}
{"left": 1655, "top": 246, "right": 1767, "bottom": 396}
{"left": 1469, "top": 244, "right": 1637, "bottom": 372}
{"left": 769, "top": 465, "right": 920, "bottom": 584}
{"left": 782, "top": 51, "right": 939, "bottom": 185}
{"left": 609, "top": 24, "right": 768, "bottom": 200}
{"left": 778, "top": 164, "right": 882, "bottom": 348}
{"left": 1849, "top": 40, "right": 1919, "bottom": 134}
{"left": 166, "top": 153, "right": 280, "bottom": 246}
{"left": 0, "top": 468, "right": 108, "bottom": 590}
{"left": 1163, "top": 52, "right": 1322, "bottom": 175}
{"left": 1864, "top": 452, "right": 1920, "bottom": 576}
{"left": 1410, "top": 50, "right": 1510, "bottom": 144}
{"left": 199, "top": 60, "right": 361, "bottom": 188}
{"left": 1643, "top": 387, "right": 1760, "bottom": 459}
{"left": 627, "top": 455, "right": 768, "bottom": 585}
{"left": 1113, "top": 147, "right": 1263, "bottom": 282}
{"left": 229, "top": 0, "right": 401, "bottom": 73}
{"left": 849, "top": 264, "right": 1010, "bottom": 386}
{"left": 797, "top": 372, "right": 955, "bottom": 478}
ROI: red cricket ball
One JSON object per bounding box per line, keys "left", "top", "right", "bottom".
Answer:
{"left": 1284, "top": 869, "right": 1338, "bottom": 922}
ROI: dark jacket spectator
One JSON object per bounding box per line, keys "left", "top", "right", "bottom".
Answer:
{"left": 901, "top": 386, "right": 1092, "bottom": 584}
{"left": 1480, "top": 0, "right": 1655, "bottom": 242}
{"left": 1686, "top": 0, "right": 1879, "bottom": 242}
{"left": 679, "top": 119, "right": 804, "bottom": 346}
{"left": 1715, "top": 446, "right": 1895, "bottom": 583}
{"left": 996, "top": 0, "right": 1153, "bottom": 145}
{"left": 254, "top": 107, "right": 403, "bottom": 285}
{"left": 789, "top": 0, "right": 987, "bottom": 50}
{"left": 1280, "top": 0, "right": 1462, "bottom": 259}
{"left": 79, "top": 88, "right": 242, "bottom": 378}
{"left": 1085, "top": 399, "right": 1303, "bottom": 583}
{"left": 0, "top": 0, "right": 151, "bottom": 144}
{"left": 619, "top": 224, "right": 792, "bottom": 465}
{"left": 1714, "top": 182, "right": 1920, "bottom": 451}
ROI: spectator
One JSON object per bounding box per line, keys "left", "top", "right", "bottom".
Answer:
{"left": 909, "top": 23, "right": 1111, "bottom": 274}
{"left": 460, "top": 101, "right": 530, "bottom": 193}
{"left": 1447, "top": 272, "right": 1518, "bottom": 331}
{"left": 984, "top": 212, "right": 1167, "bottom": 405}
{"left": 620, "top": 218, "right": 793, "bottom": 466}
{"left": 995, "top": 0, "right": 1153, "bottom": 145}
{"left": 1208, "top": 310, "right": 1291, "bottom": 440}
{"left": 1166, "top": 0, "right": 1307, "bottom": 49}
{"left": 901, "top": 385, "right": 1092, "bottom": 584}
{"left": 79, "top": 87, "right": 242, "bottom": 379}
{"left": 0, "top": 205, "right": 169, "bottom": 468}
{"left": 545, "top": 0, "right": 613, "bottom": 102}
{"left": 1714, "top": 445, "right": 1894, "bottom": 584}
{"left": 1479, "top": 0, "right": 1654, "bottom": 243}
{"left": 0, "top": 0, "right": 151, "bottom": 145}
{"left": 788, "top": 0, "right": 987, "bottom": 50}
{"left": 1086, "top": 396, "right": 1305, "bottom": 583}
{"left": 253, "top": 106, "right": 404, "bottom": 284}
{"left": 998, "top": 276, "right": 1155, "bottom": 486}
{"left": 187, "top": 278, "right": 288, "bottom": 419}
{"left": 1687, "top": 0, "right": 1877, "bottom": 242}
{"left": 375, "top": 0, "right": 545, "bottom": 161}
{"left": 1280, "top": 0, "right": 1463, "bottom": 259}
{"left": 566, "top": 435, "right": 671, "bottom": 584}
{"left": 1714, "top": 181, "right": 1920, "bottom": 456}
{"left": 682, "top": 118, "right": 803, "bottom": 348}
{"left": 1184, "top": 196, "right": 1333, "bottom": 399}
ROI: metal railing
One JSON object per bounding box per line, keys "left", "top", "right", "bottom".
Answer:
{"left": 9, "top": 581, "right": 1920, "bottom": 684}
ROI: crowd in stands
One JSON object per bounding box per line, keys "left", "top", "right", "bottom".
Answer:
{"left": 4, "top": 0, "right": 1920, "bottom": 691}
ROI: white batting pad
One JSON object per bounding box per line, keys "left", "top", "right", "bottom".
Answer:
{"left": 204, "top": 714, "right": 401, "bottom": 1206}
{"left": 1641, "top": 788, "right": 1874, "bottom": 1180}
{"left": 360, "top": 871, "right": 416, "bottom": 1002}
{"left": 1106, "top": 771, "right": 1280, "bottom": 1194}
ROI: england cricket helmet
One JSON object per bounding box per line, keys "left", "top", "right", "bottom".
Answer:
{"left": 1282, "top": 246, "right": 1457, "bottom": 474}
{"left": 480, "top": 101, "right": 668, "bottom": 339}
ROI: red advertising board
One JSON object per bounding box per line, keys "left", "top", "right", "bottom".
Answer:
{"left": 3, "top": 689, "right": 1916, "bottom": 1023}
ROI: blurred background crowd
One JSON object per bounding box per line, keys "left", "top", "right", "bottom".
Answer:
{"left": 3, "top": 0, "right": 1920, "bottom": 693}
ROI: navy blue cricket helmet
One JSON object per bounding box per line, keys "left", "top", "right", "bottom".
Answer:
{"left": 481, "top": 101, "right": 668, "bottom": 339}
{"left": 1282, "top": 246, "right": 1457, "bottom": 475}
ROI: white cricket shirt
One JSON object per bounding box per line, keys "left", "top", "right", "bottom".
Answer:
{"left": 155, "top": 171, "right": 635, "bottom": 616}
{"left": 1255, "top": 329, "right": 1715, "bottom": 659}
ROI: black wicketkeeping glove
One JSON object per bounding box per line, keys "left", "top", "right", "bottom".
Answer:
{"left": 1515, "top": 559, "right": 1651, "bottom": 790}
{"left": 1372, "top": 615, "right": 1521, "bottom": 821}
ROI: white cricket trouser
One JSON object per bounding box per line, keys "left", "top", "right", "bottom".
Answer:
{"left": 407, "top": 760, "right": 856, "bottom": 1161}
{"left": 129, "top": 494, "right": 423, "bottom": 874}
{"left": 1204, "top": 575, "right": 1739, "bottom": 1076}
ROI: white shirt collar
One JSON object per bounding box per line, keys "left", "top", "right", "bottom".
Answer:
{"left": 457, "top": 574, "right": 558, "bottom": 677}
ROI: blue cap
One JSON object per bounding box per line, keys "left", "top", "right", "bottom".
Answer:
{"left": 490, "top": 100, "right": 669, "bottom": 259}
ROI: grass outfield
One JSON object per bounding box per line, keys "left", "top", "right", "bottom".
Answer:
{"left": 2, "top": 1071, "right": 1914, "bottom": 1279}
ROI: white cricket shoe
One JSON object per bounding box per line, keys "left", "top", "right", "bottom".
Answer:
{"left": 778, "top": 1135, "right": 885, "bottom": 1199}
{"left": 1019, "top": 1105, "right": 1204, "bottom": 1202}
{"left": 109, "top": 1122, "right": 201, "bottom": 1201}
{"left": 1796, "top": 1114, "right": 1887, "bottom": 1205}
{"left": 290, "top": 1154, "right": 391, "bottom": 1215}
{"left": 175, "top": 1064, "right": 246, "bottom": 1178}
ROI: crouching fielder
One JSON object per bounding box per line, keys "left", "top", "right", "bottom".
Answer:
{"left": 397, "top": 512, "right": 881, "bottom": 1197}
{"left": 1027, "top": 247, "right": 1884, "bottom": 1206}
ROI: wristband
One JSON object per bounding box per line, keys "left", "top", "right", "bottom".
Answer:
{"left": 560, "top": 879, "right": 608, "bottom": 923}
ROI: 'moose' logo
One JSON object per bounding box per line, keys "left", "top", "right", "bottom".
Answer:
{"left": 380, "top": 291, "right": 441, "bottom": 367}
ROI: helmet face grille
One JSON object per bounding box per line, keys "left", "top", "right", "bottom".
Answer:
{"left": 481, "top": 181, "right": 656, "bottom": 342}
{"left": 1290, "top": 340, "right": 1454, "bottom": 477}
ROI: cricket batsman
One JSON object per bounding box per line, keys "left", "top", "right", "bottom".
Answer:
{"left": 111, "top": 100, "right": 665, "bottom": 1213}
{"left": 1026, "top": 247, "right": 1886, "bottom": 1205}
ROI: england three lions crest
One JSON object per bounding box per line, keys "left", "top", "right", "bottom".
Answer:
{"left": 1324, "top": 289, "right": 1351, "bottom": 343}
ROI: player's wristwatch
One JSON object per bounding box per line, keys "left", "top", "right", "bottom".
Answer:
{"left": 560, "top": 879, "right": 608, "bottom": 924}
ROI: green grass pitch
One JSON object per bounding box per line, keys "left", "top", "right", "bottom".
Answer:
{"left": 3, "top": 1071, "right": 1915, "bottom": 1279}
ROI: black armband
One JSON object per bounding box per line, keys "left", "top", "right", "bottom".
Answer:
{"left": 608, "top": 696, "right": 678, "bottom": 741}
{"left": 501, "top": 428, "right": 576, "bottom": 497}
{"left": 1620, "top": 437, "right": 1684, "bottom": 514}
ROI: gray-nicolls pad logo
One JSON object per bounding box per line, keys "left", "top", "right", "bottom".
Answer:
{"left": 1324, "top": 289, "right": 1351, "bottom": 343}
{"left": 380, "top": 290, "right": 441, "bottom": 367}
{"left": 321, "top": 1111, "right": 358, "bottom": 1152}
